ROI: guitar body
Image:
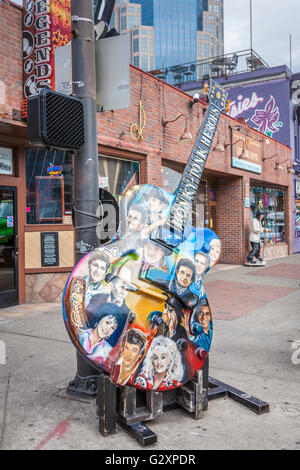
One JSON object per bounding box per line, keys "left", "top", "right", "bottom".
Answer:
{"left": 62, "top": 80, "right": 227, "bottom": 392}
{"left": 63, "top": 183, "right": 220, "bottom": 391}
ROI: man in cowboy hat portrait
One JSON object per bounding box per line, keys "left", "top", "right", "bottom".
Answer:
{"left": 148, "top": 295, "right": 188, "bottom": 343}
{"left": 88, "top": 263, "right": 137, "bottom": 317}
{"left": 105, "top": 265, "right": 137, "bottom": 312}
{"left": 142, "top": 187, "right": 169, "bottom": 237}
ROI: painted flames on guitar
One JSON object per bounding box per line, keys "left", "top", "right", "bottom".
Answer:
{"left": 62, "top": 80, "right": 228, "bottom": 391}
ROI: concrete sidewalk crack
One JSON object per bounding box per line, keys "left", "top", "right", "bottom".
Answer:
{"left": 0, "top": 372, "right": 11, "bottom": 450}
{"left": 0, "top": 330, "right": 70, "bottom": 344}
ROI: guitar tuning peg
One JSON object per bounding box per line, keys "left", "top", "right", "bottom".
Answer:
{"left": 225, "top": 99, "right": 231, "bottom": 113}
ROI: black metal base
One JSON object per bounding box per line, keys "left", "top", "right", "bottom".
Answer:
{"left": 66, "top": 372, "right": 100, "bottom": 398}
{"left": 208, "top": 376, "right": 270, "bottom": 414}
{"left": 95, "top": 358, "right": 269, "bottom": 446}
{"left": 96, "top": 365, "right": 207, "bottom": 447}
{"left": 66, "top": 351, "right": 101, "bottom": 398}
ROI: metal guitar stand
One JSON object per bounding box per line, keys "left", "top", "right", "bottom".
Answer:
{"left": 96, "top": 358, "right": 269, "bottom": 446}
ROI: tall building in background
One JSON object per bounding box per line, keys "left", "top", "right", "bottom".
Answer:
{"left": 99, "top": 0, "right": 223, "bottom": 81}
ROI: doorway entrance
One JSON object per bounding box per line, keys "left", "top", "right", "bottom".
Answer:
{"left": 0, "top": 186, "right": 18, "bottom": 307}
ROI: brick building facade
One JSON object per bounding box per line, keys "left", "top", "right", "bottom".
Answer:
{"left": 0, "top": 1, "right": 293, "bottom": 306}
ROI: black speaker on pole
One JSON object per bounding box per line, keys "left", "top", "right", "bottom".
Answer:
{"left": 27, "top": 89, "right": 85, "bottom": 150}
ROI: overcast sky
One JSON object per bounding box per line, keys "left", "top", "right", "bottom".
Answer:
{"left": 224, "top": 0, "right": 300, "bottom": 73}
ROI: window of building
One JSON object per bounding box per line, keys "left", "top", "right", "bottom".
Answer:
{"left": 133, "top": 55, "right": 139, "bottom": 66}
{"left": 250, "top": 186, "right": 286, "bottom": 244}
{"left": 203, "top": 43, "right": 210, "bottom": 57}
{"left": 141, "top": 37, "right": 148, "bottom": 52}
{"left": 208, "top": 23, "right": 214, "bottom": 34}
{"left": 214, "top": 5, "right": 220, "bottom": 15}
{"left": 133, "top": 38, "right": 139, "bottom": 53}
{"left": 98, "top": 155, "right": 140, "bottom": 204}
{"left": 121, "top": 15, "right": 127, "bottom": 30}
{"left": 25, "top": 148, "right": 72, "bottom": 225}
{"left": 128, "top": 14, "right": 136, "bottom": 29}
{"left": 140, "top": 55, "right": 148, "bottom": 69}
{"left": 149, "top": 56, "right": 153, "bottom": 70}
{"left": 133, "top": 29, "right": 139, "bottom": 35}
{"left": 120, "top": 7, "right": 126, "bottom": 14}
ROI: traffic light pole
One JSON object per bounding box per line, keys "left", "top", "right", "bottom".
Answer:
{"left": 67, "top": 0, "right": 101, "bottom": 397}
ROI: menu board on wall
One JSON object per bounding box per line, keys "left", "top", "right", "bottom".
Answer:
{"left": 41, "top": 232, "right": 59, "bottom": 266}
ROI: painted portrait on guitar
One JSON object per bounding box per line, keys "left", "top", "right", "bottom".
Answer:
{"left": 187, "top": 298, "right": 213, "bottom": 354}
{"left": 110, "top": 327, "right": 148, "bottom": 386}
{"left": 77, "top": 301, "right": 128, "bottom": 368}
{"left": 134, "top": 336, "right": 184, "bottom": 391}
{"left": 63, "top": 79, "right": 228, "bottom": 391}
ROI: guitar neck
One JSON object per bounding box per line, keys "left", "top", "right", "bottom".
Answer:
{"left": 168, "top": 103, "right": 222, "bottom": 233}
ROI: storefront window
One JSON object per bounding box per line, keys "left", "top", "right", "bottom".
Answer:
{"left": 26, "top": 148, "right": 73, "bottom": 225}
{"left": 250, "top": 186, "right": 286, "bottom": 245}
{"left": 98, "top": 155, "right": 140, "bottom": 204}
{"left": 161, "top": 165, "right": 209, "bottom": 228}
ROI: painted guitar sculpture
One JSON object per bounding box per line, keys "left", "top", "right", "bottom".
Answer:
{"left": 63, "top": 80, "right": 228, "bottom": 391}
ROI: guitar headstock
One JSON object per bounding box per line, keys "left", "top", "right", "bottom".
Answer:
{"left": 207, "top": 79, "right": 228, "bottom": 112}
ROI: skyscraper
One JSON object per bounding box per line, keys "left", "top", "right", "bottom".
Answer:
{"left": 110, "top": 1, "right": 223, "bottom": 77}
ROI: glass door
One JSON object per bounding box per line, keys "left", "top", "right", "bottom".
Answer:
{"left": 0, "top": 186, "right": 18, "bottom": 308}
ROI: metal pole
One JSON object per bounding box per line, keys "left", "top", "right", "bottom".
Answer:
{"left": 67, "top": 0, "right": 101, "bottom": 397}
{"left": 250, "top": 0, "right": 253, "bottom": 70}
{"left": 290, "top": 34, "right": 292, "bottom": 72}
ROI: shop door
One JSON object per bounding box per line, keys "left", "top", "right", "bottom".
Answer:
{"left": 0, "top": 187, "right": 18, "bottom": 308}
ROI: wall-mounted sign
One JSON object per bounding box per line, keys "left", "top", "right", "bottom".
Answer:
{"left": 226, "top": 79, "right": 290, "bottom": 146}
{"left": 231, "top": 131, "right": 262, "bottom": 174}
{"left": 295, "top": 180, "right": 300, "bottom": 198}
{"left": 47, "top": 165, "right": 62, "bottom": 175}
{"left": 99, "top": 176, "right": 109, "bottom": 188}
{"left": 0, "top": 148, "right": 13, "bottom": 175}
{"left": 22, "top": 0, "right": 71, "bottom": 99}
{"left": 41, "top": 231, "right": 59, "bottom": 266}
{"left": 245, "top": 197, "right": 250, "bottom": 208}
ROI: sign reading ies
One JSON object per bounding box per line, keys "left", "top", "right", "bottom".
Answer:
{"left": 22, "top": 0, "right": 71, "bottom": 99}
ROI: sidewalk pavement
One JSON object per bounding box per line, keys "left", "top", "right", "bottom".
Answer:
{"left": 0, "top": 254, "right": 299, "bottom": 450}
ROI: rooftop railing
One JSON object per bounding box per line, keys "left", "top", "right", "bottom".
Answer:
{"left": 149, "top": 49, "right": 269, "bottom": 88}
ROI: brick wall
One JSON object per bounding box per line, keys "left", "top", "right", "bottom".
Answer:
{"left": 215, "top": 176, "right": 244, "bottom": 264}
{"left": 0, "top": 2, "right": 23, "bottom": 119}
